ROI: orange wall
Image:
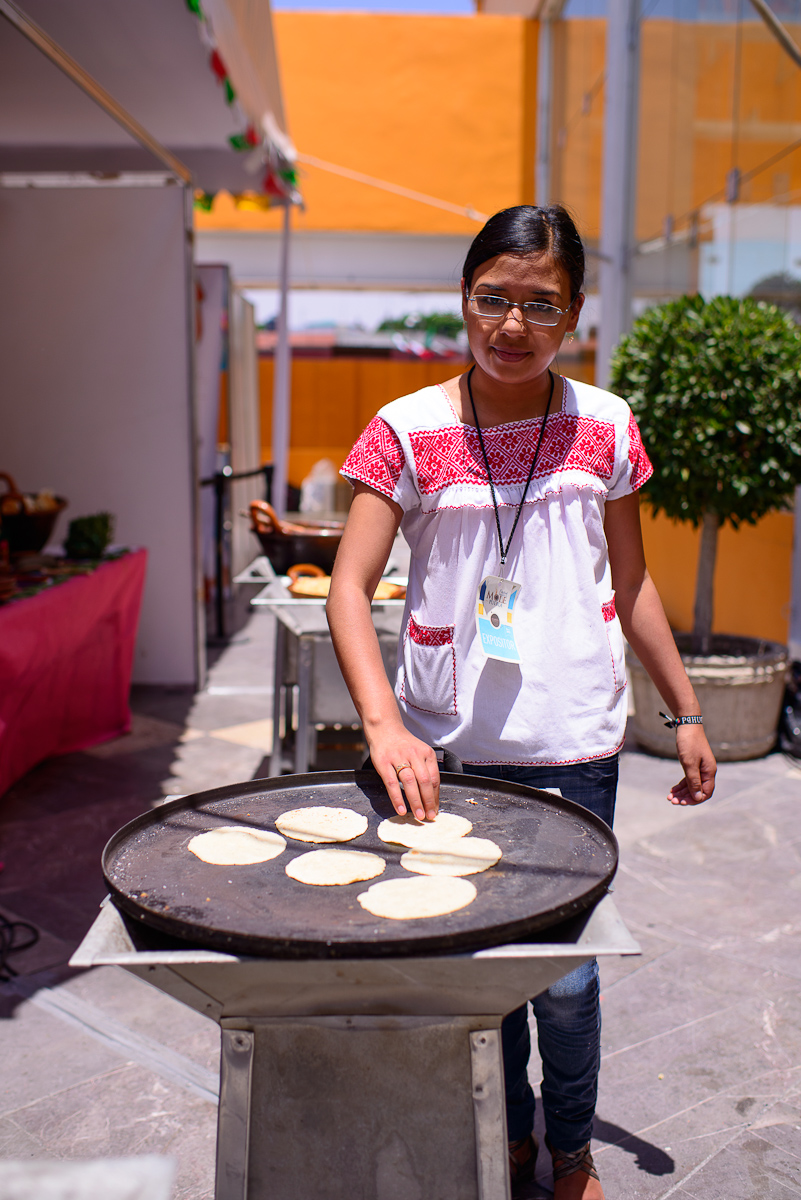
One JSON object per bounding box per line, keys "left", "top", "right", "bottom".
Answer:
{"left": 199, "top": 13, "right": 537, "bottom": 237}
{"left": 553, "top": 18, "right": 801, "bottom": 241}
{"left": 641, "top": 507, "right": 793, "bottom": 644}
{"left": 196, "top": 14, "right": 801, "bottom": 242}
{"left": 259, "top": 356, "right": 468, "bottom": 483}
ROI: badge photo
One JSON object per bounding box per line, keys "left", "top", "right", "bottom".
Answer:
{"left": 476, "top": 575, "right": 522, "bottom": 663}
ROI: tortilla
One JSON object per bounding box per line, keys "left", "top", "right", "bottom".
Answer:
{"left": 357, "top": 875, "right": 477, "bottom": 920}
{"left": 275, "top": 806, "right": 368, "bottom": 844}
{"left": 288, "top": 576, "right": 405, "bottom": 600}
{"left": 400, "top": 836, "right": 502, "bottom": 877}
{"left": 286, "top": 848, "right": 385, "bottom": 886}
{"left": 187, "top": 826, "right": 286, "bottom": 865}
{"left": 376, "top": 812, "right": 472, "bottom": 849}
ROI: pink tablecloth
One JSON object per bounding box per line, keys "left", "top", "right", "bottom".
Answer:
{"left": 0, "top": 549, "right": 147, "bottom": 796}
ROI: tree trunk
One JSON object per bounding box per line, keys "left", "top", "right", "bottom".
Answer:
{"left": 692, "top": 510, "right": 720, "bottom": 655}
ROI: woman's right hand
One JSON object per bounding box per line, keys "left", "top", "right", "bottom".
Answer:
{"left": 365, "top": 722, "right": 440, "bottom": 821}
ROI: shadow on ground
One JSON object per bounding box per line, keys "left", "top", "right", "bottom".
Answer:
{"left": 593, "top": 1117, "right": 675, "bottom": 1175}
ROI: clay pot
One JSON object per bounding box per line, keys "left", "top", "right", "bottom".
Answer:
{"left": 248, "top": 500, "right": 343, "bottom": 575}
{"left": 628, "top": 634, "right": 788, "bottom": 761}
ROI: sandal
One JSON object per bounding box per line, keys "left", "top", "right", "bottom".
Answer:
{"left": 509, "top": 1133, "right": 538, "bottom": 1193}
{"left": 545, "top": 1135, "right": 600, "bottom": 1184}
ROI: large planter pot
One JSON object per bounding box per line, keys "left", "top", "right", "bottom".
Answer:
{"left": 628, "top": 634, "right": 788, "bottom": 762}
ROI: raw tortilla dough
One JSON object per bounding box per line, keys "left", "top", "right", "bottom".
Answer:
{"left": 286, "top": 848, "right": 385, "bottom": 886}
{"left": 275, "top": 806, "right": 368, "bottom": 844}
{"left": 357, "top": 875, "right": 477, "bottom": 920}
{"left": 187, "top": 826, "right": 286, "bottom": 865}
{"left": 376, "top": 812, "right": 472, "bottom": 849}
{"left": 400, "top": 836, "right": 502, "bottom": 877}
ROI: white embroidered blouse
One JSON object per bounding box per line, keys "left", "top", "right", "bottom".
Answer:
{"left": 341, "top": 377, "right": 653, "bottom": 766}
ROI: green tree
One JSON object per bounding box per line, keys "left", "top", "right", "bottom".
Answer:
{"left": 378, "top": 311, "right": 463, "bottom": 339}
{"left": 609, "top": 295, "right": 801, "bottom": 653}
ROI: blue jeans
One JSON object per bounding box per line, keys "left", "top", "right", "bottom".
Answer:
{"left": 465, "top": 756, "right": 618, "bottom": 1153}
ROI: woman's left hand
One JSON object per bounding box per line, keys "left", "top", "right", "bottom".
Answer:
{"left": 667, "top": 726, "right": 717, "bottom": 805}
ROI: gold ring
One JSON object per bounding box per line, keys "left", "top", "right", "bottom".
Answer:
{"left": 394, "top": 762, "right": 411, "bottom": 775}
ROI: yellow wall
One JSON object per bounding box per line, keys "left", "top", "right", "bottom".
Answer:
{"left": 642, "top": 507, "right": 793, "bottom": 644}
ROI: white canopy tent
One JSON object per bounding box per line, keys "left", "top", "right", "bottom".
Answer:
{"left": 0, "top": 0, "right": 294, "bottom": 684}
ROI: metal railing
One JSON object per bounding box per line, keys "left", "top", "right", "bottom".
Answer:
{"left": 200, "top": 464, "right": 273, "bottom": 640}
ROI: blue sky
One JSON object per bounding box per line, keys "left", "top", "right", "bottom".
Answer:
{"left": 272, "top": 0, "right": 473, "bottom": 12}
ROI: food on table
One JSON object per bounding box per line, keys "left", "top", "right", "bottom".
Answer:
{"left": 286, "top": 848, "right": 385, "bottom": 886}
{"left": 64, "top": 512, "right": 114, "bottom": 559}
{"left": 400, "top": 836, "right": 502, "bottom": 877}
{"left": 187, "top": 826, "right": 286, "bottom": 865}
{"left": 357, "top": 875, "right": 477, "bottom": 920}
{"left": 275, "top": 806, "right": 369, "bottom": 843}
{"left": 287, "top": 565, "right": 405, "bottom": 601}
{"left": 376, "top": 812, "right": 473, "bottom": 848}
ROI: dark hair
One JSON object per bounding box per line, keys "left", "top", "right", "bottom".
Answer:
{"left": 462, "top": 205, "right": 585, "bottom": 300}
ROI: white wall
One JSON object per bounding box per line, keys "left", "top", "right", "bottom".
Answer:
{"left": 699, "top": 203, "right": 801, "bottom": 298}
{"left": 193, "top": 229, "right": 472, "bottom": 289}
{"left": 0, "top": 183, "right": 198, "bottom": 684}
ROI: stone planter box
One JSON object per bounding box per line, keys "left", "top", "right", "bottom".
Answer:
{"left": 628, "top": 635, "right": 788, "bottom": 762}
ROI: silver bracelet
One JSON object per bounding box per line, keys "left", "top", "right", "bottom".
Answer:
{"left": 660, "top": 711, "right": 703, "bottom": 729}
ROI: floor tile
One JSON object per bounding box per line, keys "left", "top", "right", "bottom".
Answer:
{"left": 83, "top": 714, "right": 187, "bottom": 759}
{"left": 60, "top": 966, "right": 219, "bottom": 1074}
{"left": 680, "top": 1132, "right": 801, "bottom": 1199}
{"left": 207, "top": 718, "right": 274, "bottom": 751}
{"left": 8, "top": 1063, "right": 216, "bottom": 1200}
{"left": 0, "top": 985, "right": 137, "bottom": 1116}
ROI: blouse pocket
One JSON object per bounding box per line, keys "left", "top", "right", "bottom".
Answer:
{"left": 399, "top": 615, "right": 457, "bottom": 716}
{"left": 602, "top": 593, "right": 627, "bottom": 694}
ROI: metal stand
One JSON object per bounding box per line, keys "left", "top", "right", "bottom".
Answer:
{"left": 73, "top": 896, "right": 639, "bottom": 1200}
{"left": 245, "top": 561, "right": 404, "bottom": 774}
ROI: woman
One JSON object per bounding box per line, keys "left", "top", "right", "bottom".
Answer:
{"left": 326, "top": 204, "right": 716, "bottom": 1199}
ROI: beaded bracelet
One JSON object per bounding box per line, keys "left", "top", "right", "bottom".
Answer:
{"left": 660, "top": 712, "right": 703, "bottom": 729}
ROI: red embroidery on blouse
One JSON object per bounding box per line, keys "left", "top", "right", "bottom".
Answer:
{"left": 602, "top": 597, "right": 616, "bottom": 623}
{"left": 408, "top": 616, "right": 453, "bottom": 647}
{"left": 342, "top": 416, "right": 404, "bottom": 498}
{"left": 627, "top": 413, "right": 653, "bottom": 490}
{"left": 408, "top": 414, "right": 616, "bottom": 495}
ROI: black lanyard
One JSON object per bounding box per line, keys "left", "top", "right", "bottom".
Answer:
{"left": 466, "top": 365, "right": 555, "bottom": 569}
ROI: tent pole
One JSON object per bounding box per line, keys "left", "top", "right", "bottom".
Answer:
{"left": 272, "top": 203, "right": 292, "bottom": 518}
{"left": 597, "top": 0, "right": 641, "bottom": 389}
{"left": 535, "top": 18, "right": 554, "bottom": 206}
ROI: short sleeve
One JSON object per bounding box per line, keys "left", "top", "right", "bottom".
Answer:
{"left": 341, "top": 416, "right": 418, "bottom": 510}
{"left": 606, "top": 411, "right": 653, "bottom": 501}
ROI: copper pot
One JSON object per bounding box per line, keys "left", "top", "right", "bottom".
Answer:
{"left": 248, "top": 500, "right": 344, "bottom": 575}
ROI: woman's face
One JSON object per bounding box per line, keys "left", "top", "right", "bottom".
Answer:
{"left": 461, "top": 252, "right": 583, "bottom": 389}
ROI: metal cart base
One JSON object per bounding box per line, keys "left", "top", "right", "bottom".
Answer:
{"left": 73, "top": 896, "right": 638, "bottom": 1200}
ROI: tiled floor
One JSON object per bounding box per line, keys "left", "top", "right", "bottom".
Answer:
{"left": 1, "top": 607, "right": 800, "bottom": 1198}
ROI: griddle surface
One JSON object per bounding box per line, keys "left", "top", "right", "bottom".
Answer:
{"left": 103, "top": 771, "right": 617, "bottom": 958}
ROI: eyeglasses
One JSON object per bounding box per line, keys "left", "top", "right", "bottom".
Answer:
{"left": 468, "top": 294, "right": 573, "bottom": 327}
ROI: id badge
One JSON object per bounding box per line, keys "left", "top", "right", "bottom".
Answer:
{"left": 476, "top": 575, "right": 522, "bottom": 663}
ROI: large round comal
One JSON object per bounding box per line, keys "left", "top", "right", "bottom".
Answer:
{"left": 103, "top": 770, "right": 618, "bottom": 958}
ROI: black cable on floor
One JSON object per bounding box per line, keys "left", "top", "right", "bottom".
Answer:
{"left": 0, "top": 913, "right": 40, "bottom": 982}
